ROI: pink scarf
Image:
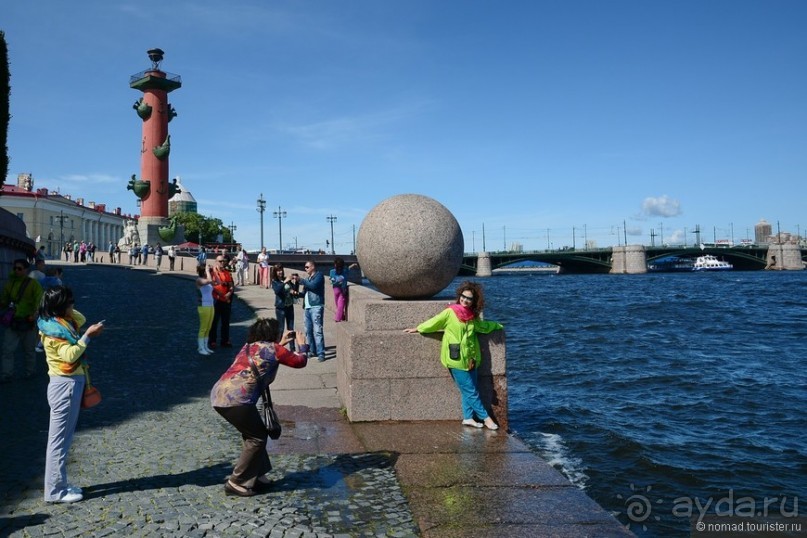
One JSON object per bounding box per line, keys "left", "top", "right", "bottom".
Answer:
{"left": 449, "top": 303, "right": 475, "bottom": 323}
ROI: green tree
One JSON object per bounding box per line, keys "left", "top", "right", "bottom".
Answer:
{"left": 1, "top": 31, "right": 10, "bottom": 186}
{"left": 173, "top": 212, "right": 230, "bottom": 244}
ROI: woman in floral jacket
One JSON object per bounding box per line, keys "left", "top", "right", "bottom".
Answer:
{"left": 210, "top": 318, "right": 308, "bottom": 496}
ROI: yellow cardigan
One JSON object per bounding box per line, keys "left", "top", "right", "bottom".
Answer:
{"left": 41, "top": 310, "right": 89, "bottom": 377}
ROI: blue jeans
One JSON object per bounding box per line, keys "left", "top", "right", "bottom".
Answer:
{"left": 276, "top": 305, "right": 295, "bottom": 350}
{"left": 449, "top": 368, "right": 489, "bottom": 421}
{"left": 304, "top": 306, "right": 324, "bottom": 360}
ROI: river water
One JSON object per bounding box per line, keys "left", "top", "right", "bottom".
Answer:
{"left": 450, "top": 270, "right": 806, "bottom": 537}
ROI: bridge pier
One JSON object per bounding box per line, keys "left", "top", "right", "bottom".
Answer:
{"left": 766, "top": 243, "right": 804, "bottom": 270}
{"left": 610, "top": 245, "right": 647, "bottom": 274}
{"left": 476, "top": 252, "right": 492, "bottom": 277}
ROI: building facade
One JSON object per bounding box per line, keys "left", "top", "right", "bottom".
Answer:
{"left": 167, "top": 176, "right": 198, "bottom": 216}
{"left": 0, "top": 173, "right": 129, "bottom": 259}
{"left": 754, "top": 219, "right": 772, "bottom": 245}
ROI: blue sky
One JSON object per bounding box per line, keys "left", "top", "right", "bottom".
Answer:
{"left": 3, "top": 1, "right": 806, "bottom": 252}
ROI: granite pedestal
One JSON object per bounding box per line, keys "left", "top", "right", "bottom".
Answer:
{"left": 336, "top": 285, "right": 508, "bottom": 429}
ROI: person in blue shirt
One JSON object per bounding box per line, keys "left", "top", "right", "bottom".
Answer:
{"left": 299, "top": 261, "right": 325, "bottom": 362}
{"left": 196, "top": 246, "right": 208, "bottom": 266}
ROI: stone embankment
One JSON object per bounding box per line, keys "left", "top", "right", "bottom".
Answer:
{"left": 0, "top": 258, "right": 632, "bottom": 537}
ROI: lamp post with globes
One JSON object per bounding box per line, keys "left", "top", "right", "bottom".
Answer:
{"left": 273, "top": 206, "right": 286, "bottom": 253}
{"left": 228, "top": 221, "right": 237, "bottom": 244}
{"left": 55, "top": 211, "right": 68, "bottom": 259}
{"left": 257, "top": 194, "right": 266, "bottom": 249}
{"left": 326, "top": 215, "right": 337, "bottom": 255}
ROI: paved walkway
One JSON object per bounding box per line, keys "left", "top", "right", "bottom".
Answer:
{"left": 0, "top": 259, "right": 632, "bottom": 537}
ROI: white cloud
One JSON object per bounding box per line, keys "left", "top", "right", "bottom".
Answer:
{"left": 59, "top": 174, "right": 119, "bottom": 184}
{"left": 642, "top": 195, "right": 682, "bottom": 218}
{"left": 278, "top": 102, "right": 431, "bottom": 150}
{"left": 626, "top": 226, "right": 643, "bottom": 236}
{"left": 668, "top": 229, "right": 687, "bottom": 244}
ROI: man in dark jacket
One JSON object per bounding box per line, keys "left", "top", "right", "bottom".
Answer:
{"left": 299, "top": 260, "right": 325, "bottom": 362}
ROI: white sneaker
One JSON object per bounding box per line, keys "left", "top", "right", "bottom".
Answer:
{"left": 67, "top": 484, "right": 83, "bottom": 494}
{"left": 50, "top": 491, "right": 83, "bottom": 503}
{"left": 462, "top": 419, "right": 484, "bottom": 428}
{"left": 483, "top": 418, "right": 499, "bottom": 431}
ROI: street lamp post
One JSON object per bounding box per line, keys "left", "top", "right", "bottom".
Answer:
{"left": 273, "top": 206, "right": 286, "bottom": 253}
{"left": 257, "top": 194, "right": 266, "bottom": 249}
{"left": 229, "top": 221, "right": 237, "bottom": 244}
{"left": 326, "top": 215, "right": 337, "bottom": 255}
{"left": 55, "top": 211, "right": 68, "bottom": 259}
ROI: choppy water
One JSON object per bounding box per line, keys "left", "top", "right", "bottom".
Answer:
{"left": 453, "top": 270, "right": 807, "bottom": 537}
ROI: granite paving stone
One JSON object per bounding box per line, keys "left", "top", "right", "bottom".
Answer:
{"left": 0, "top": 265, "right": 419, "bottom": 538}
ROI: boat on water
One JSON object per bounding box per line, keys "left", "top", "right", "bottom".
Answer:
{"left": 692, "top": 254, "right": 733, "bottom": 271}
{"left": 648, "top": 256, "right": 695, "bottom": 272}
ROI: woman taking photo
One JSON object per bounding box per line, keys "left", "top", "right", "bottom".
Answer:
{"left": 38, "top": 286, "right": 105, "bottom": 503}
{"left": 210, "top": 318, "right": 308, "bottom": 496}
{"left": 404, "top": 281, "right": 503, "bottom": 430}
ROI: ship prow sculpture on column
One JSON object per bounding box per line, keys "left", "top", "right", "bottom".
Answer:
{"left": 335, "top": 194, "right": 508, "bottom": 428}
{"left": 127, "top": 48, "right": 186, "bottom": 246}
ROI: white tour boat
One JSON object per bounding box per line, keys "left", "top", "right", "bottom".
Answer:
{"left": 692, "top": 254, "right": 733, "bottom": 271}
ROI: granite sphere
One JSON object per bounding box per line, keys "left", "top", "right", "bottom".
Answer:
{"left": 356, "top": 194, "right": 464, "bottom": 299}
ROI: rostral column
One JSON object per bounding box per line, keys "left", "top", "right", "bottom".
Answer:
{"left": 128, "top": 48, "right": 183, "bottom": 245}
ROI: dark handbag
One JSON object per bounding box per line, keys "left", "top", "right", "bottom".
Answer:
{"left": 247, "top": 353, "right": 282, "bottom": 440}
{"left": 2, "top": 278, "right": 31, "bottom": 329}
{"left": 0, "top": 307, "right": 14, "bottom": 327}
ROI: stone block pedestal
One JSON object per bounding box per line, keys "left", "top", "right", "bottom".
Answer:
{"left": 336, "top": 286, "right": 508, "bottom": 428}
{"left": 610, "top": 244, "right": 647, "bottom": 274}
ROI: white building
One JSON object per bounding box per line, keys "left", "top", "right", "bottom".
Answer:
{"left": 0, "top": 173, "right": 130, "bottom": 259}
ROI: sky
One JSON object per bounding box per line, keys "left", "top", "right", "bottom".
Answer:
{"left": 3, "top": 0, "right": 806, "bottom": 252}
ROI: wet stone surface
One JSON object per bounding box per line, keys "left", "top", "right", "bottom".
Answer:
{"left": 0, "top": 266, "right": 418, "bottom": 537}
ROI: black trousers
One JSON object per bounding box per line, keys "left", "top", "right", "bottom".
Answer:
{"left": 213, "top": 405, "right": 271, "bottom": 488}
{"left": 209, "top": 300, "right": 232, "bottom": 345}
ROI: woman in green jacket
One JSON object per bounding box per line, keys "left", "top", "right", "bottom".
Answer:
{"left": 404, "top": 281, "right": 503, "bottom": 430}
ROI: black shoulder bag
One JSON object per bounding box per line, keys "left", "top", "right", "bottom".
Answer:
{"left": 247, "top": 351, "right": 282, "bottom": 440}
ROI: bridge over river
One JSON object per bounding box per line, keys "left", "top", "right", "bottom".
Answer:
{"left": 460, "top": 245, "right": 807, "bottom": 275}
{"left": 179, "top": 246, "right": 803, "bottom": 278}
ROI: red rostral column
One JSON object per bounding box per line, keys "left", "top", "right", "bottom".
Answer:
{"left": 129, "top": 48, "right": 181, "bottom": 225}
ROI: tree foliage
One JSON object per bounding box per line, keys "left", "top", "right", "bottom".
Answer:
{"left": 1, "top": 31, "right": 9, "bottom": 187}
{"left": 173, "top": 212, "right": 231, "bottom": 244}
